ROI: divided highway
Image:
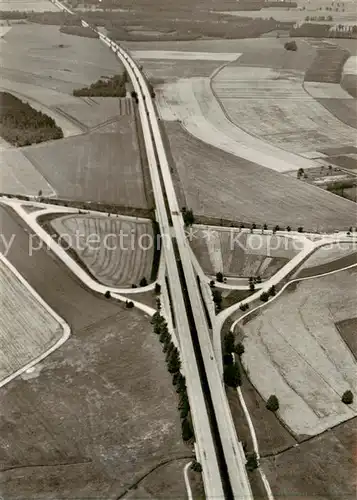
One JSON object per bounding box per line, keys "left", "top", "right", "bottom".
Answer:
{"left": 51, "top": 2, "right": 253, "bottom": 497}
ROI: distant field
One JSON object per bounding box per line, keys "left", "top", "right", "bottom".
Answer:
{"left": 1, "top": 24, "right": 123, "bottom": 96}
{"left": 0, "top": 257, "right": 63, "bottom": 385}
{"left": 157, "top": 77, "right": 316, "bottom": 172}
{"left": 240, "top": 268, "right": 357, "bottom": 436}
{"left": 23, "top": 119, "right": 146, "bottom": 207}
{"left": 262, "top": 418, "right": 356, "bottom": 500}
{"left": 164, "top": 121, "right": 357, "bottom": 232}
{"left": 51, "top": 214, "right": 154, "bottom": 287}
{"left": 213, "top": 64, "right": 356, "bottom": 154}
{"left": 0, "top": 0, "right": 58, "bottom": 11}
{"left": 190, "top": 227, "right": 298, "bottom": 278}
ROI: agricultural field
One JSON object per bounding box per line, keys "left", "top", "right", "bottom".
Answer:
{"left": 0, "top": 206, "right": 188, "bottom": 499}
{"left": 23, "top": 119, "right": 146, "bottom": 207}
{"left": 50, "top": 213, "right": 155, "bottom": 287}
{"left": 0, "top": 256, "right": 64, "bottom": 386}
{"left": 156, "top": 76, "right": 317, "bottom": 173}
{"left": 0, "top": 0, "right": 58, "bottom": 11}
{"left": 212, "top": 62, "right": 356, "bottom": 155}
{"left": 239, "top": 268, "right": 357, "bottom": 436}
{"left": 164, "top": 121, "right": 357, "bottom": 231}
{"left": 189, "top": 227, "right": 298, "bottom": 278}
{"left": 261, "top": 418, "right": 356, "bottom": 500}
{"left": 298, "top": 242, "right": 357, "bottom": 271}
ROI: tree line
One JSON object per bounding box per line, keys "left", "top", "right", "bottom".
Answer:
{"left": 73, "top": 73, "right": 127, "bottom": 97}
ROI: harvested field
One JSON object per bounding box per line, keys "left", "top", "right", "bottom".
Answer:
{"left": 240, "top": 268, "right": 357, "bottom": 436}
{"left": 0, "top": 206, "right": 187, "bottom": 499}
{"left": 0, "top": 145, "right": 54, "bottom": 197}
{"left": 212, "top": 64, "right": 356, "bottom": 154}
{"left": 50, "top": 214, "right": 154, "bottom": 288}
{"left": 261, "top": 418, "right": 357, "bottom": 500}
{"left": 157, "top": 77, "right": 318, "bottom": 172}
{"left": 23, "top": 119, "right": 146, "bottom": 207}
{"left": 189, "top": 227, "right": 298, "bottom": 278}
{"left": 164, "top": 121, "right": 357, "bottom": 232}
{"left": 296, "top": 252, "right": 357, "bottom": 278}
{"left": 141, "top": 59, "right": 225, "bottom": 82}
{"left": 305, "top": 43, "right": 349, "bottom": 83}
{"left": 298, "top": 242, "right": 357, "bottom": 271}
{"left": 1, "top": 24, "right": 123, "bottom": 95}
{"left": 315, "top": 98, "right": 357, "bottom": 129}
{"left": 0, "top": 256, "right": 64, "bottom": 385}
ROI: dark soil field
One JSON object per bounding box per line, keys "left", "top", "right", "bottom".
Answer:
{"left": 297, "top": 253, "right": 357, "bottom": 278}
{"left": 316, "top": 98, "right": 357, "bottom": 129}
{"left": 261, "top": 418, "right": 357, "bottom": 500}
{"left": 23, "top": 119, "right": 148, "bottom": 208}
{"left": 0, "top": 206, "right": 188, "bottom": 499}
{"left": 336, "top": 317, "right": 357, "bottom": 359}
{"left": 164, "top": 122, "right": 357, "bottom": 232}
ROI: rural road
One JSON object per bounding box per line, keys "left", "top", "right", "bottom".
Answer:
{"left": 51, "top": 4, "right": 253, "bottom": 497}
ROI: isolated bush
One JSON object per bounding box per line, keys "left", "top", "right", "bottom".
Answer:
{"left": 209, "top": 280, "right": 215, "bottom": 287}
{"left": 104, "top": 291, "right": 111, "bottom": 299}
{"left": 297, "top": 226, "right": 304, "bottom": 233}
{"left": 249, "top": 283, "right": 255, "bottom": 292}
{"left": 235, "top": 342, "right": 245, "bottom": 357}
{"left": 125, "top": 300, "right": 134, "bottom": 309}
{"left": 260, "top": 292, "right": 269, "bottom": 302}
{"left": 268, "top": 285, "right": 276, "bottom": 297}
{"left": 223, "top": 363, "right": 241, "bottom": 388}
{"left": 216, "top": 271, "right": 224, "bottom": 283}
{"left": 183, "top": 208, "right": 194, "bottom": 226}
{"left": 342, "top": 390, "right": 353, "bottom": 404}
{"left": 266, "top": 394, "right": 279, "bottom": 412}
{"left": 139, "top": 277, "right": 148, "bottom": 287}
{"left": 190, "top": 460, "right": 202, "bottom": 473}
{"left": 284, "top": 40, "right": 298, "bottom": 51}
{"left": 212, "top": 289, "right": 223, "bottom": 310}
{"left": 245, "top": 452, "right": 259, "bottom": 472}
{"left": 224, "top": 332, "right": 235, "bottom": 354}
{"left": 181, "top": 417, "right": 194, "bottom": 441}
{"left": 154, "top": 282, "right": 161, "bottom": 294}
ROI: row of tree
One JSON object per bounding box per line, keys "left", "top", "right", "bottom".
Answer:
{"left": 73, "top": 73, "right": 127, "bottom": 97}
{"left": 0, "top": 92, "right": 63, "bottom": 147}
{"left": 151, "top": 311, "right": 195, "bottom": 442}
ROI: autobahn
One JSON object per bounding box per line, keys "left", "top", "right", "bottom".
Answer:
{"left": 50, "top": 2, "right": 254, "bottom": 497}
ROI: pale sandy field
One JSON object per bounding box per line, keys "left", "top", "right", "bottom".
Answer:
{"left": 0, "top": 0, "right": 58, "bottom": 11}
{"left": 51, "top": 214, "right": 154, "bottom": 287}
{"left": 240, "top": 268, "right": 357, "bottom": 436}
{"left": 0, "top": 257, "right": 63, "bottom": 385}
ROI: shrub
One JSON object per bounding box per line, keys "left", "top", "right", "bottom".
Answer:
{"left": 342, "top": 390, "right": 353, "bottom": 404}
{"left": 139, "top": 277, "right": 148, "bottom": 287}
{"left": 249, "top": 283, "right": 255, "bottom": 292}
{"left": 181, "top": 417, "right": 194, "bottom": 441}
{"left": 260, "top": 292, "right": 269, "bottom": 302}
{"left": 191, "top": 460, "right": 202, "bottom": 473}
{"left": 245, "top": 452, "right": 259, "bottom": 472}
{"left": 266, "top": 394, "right": 279, "bottom": 412}
{"left": 284, "top": 40, "right": 298, "bottom": 51}
{"left": 183, "top": 208, "right": 194, "bottom": 226}
{"left": 235, "top": 342, "right": 245, "bottom": 356}
{"left": 209, "top": 280, "right": 215, "bottom": 288}
{"left": 154, "top": 282, "right": 161, "bottom": 294}
{"left": 223, "top": 353, "right": 233, "bottom": 366}
{"left": 268, "top": 285, "right": 276, "bottom": 297}
{"left": 212, "top": 289, "right": 223, "bottom": 310}
{"left": 224, "top": 332, "right": 235, "bottom": 354}
{"left": 216, "top": 272, "right": 224, "bottom": 283}
{"left": 104, "top": 291, "right": 111, "bottom": 299}
{"left": 126, "top": 300, "right": 134, "bottom": 308}
{"left": 223, "top": 363, "right": 241, "bottom": 388}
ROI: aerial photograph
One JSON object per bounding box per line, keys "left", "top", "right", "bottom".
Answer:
{"left": 0, "top": 0, "right": 356, "bottom": 498}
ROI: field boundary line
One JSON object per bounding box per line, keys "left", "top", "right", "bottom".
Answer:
{"left": 0, "top": 253, "right": 71, "bottom": 388}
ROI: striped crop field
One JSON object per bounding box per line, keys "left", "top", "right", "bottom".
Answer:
{"left": 0, "top": 257, "right": 63, "bottom": 385}
{"left": 190, "top": 227, "right": 298, "bottom": 278}
{"left": 51, "top": 214, "right": 155, "bottom": 287}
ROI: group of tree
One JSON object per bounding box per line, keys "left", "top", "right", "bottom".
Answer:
{"left": 182, "top": 207, "right": 194, "bottom": 227}
{"left": 211, "top": 287, "right": 223, "bottom": 312}
{"left": 151, "top": 312, "right": 194, "bottom": 442}
{"left": 284, "top": 40, "right": 298, "bottom": 51}
{"left": 0, "top": 92, "right": 63, "bottom": 147}
{"left": 59, "top": 25, "right": 99, "bottom": 38}
{"left": 222, "top": 332, "right": 244, "bottom": 388}
{"left": 260, "top": 285, "right": 276, "bottom": 303}
{"left": 73, "top": 73, "right": 127, "bottom": 97}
